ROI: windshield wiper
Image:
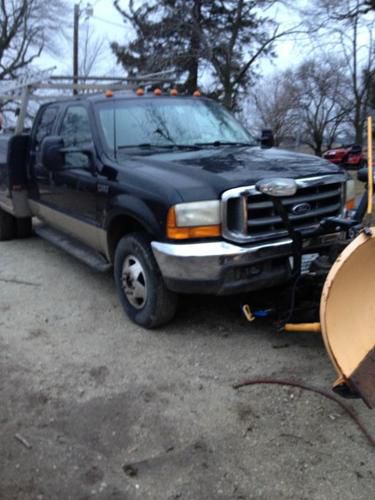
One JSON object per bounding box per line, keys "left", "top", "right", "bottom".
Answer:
{"left": 117, "top": 143, "right": 199, "bottom": 150}
{"left": 117, "top": 144, "right": 171, "bottom": 149}
{"left": 194, "top": 141, "right": 255, "bottom": 147}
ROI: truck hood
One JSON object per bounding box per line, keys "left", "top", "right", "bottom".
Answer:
{"left": 123, "top": 146, "right": 345, "bottom": 202}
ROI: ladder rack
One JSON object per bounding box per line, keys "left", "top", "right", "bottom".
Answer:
{"left": 0, "top": 69, "right": 177, "bottom": 133}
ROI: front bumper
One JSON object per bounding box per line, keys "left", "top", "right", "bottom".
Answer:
{"left": 151, "top": 232, "right": 345, "bottom": 295}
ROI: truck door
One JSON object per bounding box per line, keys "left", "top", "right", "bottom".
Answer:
{"left": 38, "top": 104, "right": 100, "bottom": 248}
{"left": 29, "top": 103, "right": 61, "bottom": 207}
{"left": 50, "top": 105, "right": 97, "bottom": 221}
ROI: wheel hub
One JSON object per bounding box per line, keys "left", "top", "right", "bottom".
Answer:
{"left": 121, "top": 255, "right": 148, "bottom": 309}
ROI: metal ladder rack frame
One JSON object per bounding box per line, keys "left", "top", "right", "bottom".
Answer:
{"left": 0, "top": 69, "right": 177, "bottom": 133}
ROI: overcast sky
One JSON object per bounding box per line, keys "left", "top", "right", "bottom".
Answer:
{"left": 40, "top": 0, "right": 307, "bottom": 79}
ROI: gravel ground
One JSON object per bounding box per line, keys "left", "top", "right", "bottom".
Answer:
{"left": 0, "top": 235, "right": 374, "bottom": 500}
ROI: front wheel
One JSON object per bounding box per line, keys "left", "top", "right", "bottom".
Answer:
{"left": 114, "top": 233, "right": 178, "bottom": 329}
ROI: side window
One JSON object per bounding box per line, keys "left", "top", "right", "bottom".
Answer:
{"left": 59, "top": 106, "right": 92, "bottom": 168}
{"left": 33, "top": 105, "right": 59, "bottom": 151}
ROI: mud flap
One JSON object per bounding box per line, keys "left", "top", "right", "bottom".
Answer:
{"left": 320, "top": 228, "right": 375, "bottom": 408}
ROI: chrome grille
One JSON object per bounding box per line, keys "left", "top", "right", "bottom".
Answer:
{"left": 222, "top": 175, "right": 346, "bottom": 243}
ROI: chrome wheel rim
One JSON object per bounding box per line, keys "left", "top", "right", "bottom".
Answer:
{"left": 121, "top": 255, "right": 148, "bottom": 309}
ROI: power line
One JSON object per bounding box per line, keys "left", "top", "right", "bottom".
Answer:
{"left": 92, "top": 15, "right": 126, "bottom": 29}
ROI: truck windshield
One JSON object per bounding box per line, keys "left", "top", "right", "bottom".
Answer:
{"left": 95, "top": 98, "right": 256, "bottom": 153}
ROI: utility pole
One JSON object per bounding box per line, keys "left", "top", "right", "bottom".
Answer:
{"left": 73, "top": 4, "right": 80, "bottom": 96}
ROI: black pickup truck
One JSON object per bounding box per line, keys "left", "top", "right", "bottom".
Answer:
{"left": 0, "top": 92, "right": 352, "bottom": 327}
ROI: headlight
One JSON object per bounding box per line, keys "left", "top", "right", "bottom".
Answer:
{"left": 256, "top": 178, "right": 297, "bottom": 197}
{"left": 167, "top": 200, "right": 221, "bottom": 239}
{"left": 174, "top": 200, "right": 221, "bottom": 226}
{"left": 345, "top": 179, "right": 355, "bottom": 211}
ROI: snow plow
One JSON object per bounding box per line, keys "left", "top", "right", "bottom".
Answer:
{"left": 321, "top": 227, "right": 375, "bottom": 408}
{"left": 251, "top": 117, "right": 375, "bottom": 408}
{"left": 320, "top": 118, "right": 374, "bottom": 408}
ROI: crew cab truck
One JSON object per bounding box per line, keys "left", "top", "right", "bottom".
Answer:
{"left": 0, "top": 91, "right": 353, "bottom": 328}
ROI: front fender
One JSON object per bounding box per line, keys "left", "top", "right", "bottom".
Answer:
{"left": 106, "top": 194, "right": 165, "bottom": 240}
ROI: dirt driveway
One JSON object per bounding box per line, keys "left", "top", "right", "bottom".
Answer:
{"left": 0, "top": 235, "right": 374, "bottom": 500}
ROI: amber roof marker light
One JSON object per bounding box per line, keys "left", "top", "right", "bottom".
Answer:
{"left": 105, "top": 89, "right": 113, "bottom": 97}
{"left": 170, "top": 88, "right": 178, "bottom": 96}
{"left": 193, "top": 90, "right": 201, "bottom": 97}
{"left": 154, "top": 88, "right": 162, "bottom": 96}
{"left": 136, "top": 88, "right": 144, "bottom": 96}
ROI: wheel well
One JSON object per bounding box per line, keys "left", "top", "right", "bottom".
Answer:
{"left": 107, "top": 215, "right": 152, "bottom": 262}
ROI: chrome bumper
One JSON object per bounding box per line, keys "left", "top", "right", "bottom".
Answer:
{"left": 152, "top": 238, "right": 293, "bottom": 281}
{"left": 151, "top": 232, "right": 344, "bottom": 293}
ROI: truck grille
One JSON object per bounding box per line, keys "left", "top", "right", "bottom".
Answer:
{"left": 222, "top": 176, "right": 346, "bottom": 243}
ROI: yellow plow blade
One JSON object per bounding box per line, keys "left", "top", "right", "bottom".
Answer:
{"left": 320, "top": 229, "right": 375, "bottom": 408}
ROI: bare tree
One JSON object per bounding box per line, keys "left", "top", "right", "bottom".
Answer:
{"left": 79, "top": 24, "right": 107, "bottom": 79}
{"left": 302, "top": 0, "right": 375, "bottom": 146}
{"left": 248, "top": 72, "right": 299, "bottom": 146}
{"left": 312, "top": 0, "right": 375, "bottom": 19}
{"left": 0, "top": 0, "right": 68, "bottom": 80}
{"left": 369, "top": 69, "right": 375, "bottom": 109}
{"left": 290, "top": 59, "right": 351, "bottom": 156}
{"left": 339, "top": 13, "right": 374, "bottom": 145}
{"left": 194, "top": 1, "right": 304, "bottom": 110}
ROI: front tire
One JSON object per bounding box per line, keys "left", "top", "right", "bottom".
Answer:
{"left": 114, "top": 233, "right": 178, "bottom": 329}
{"left": 0, "top": 208, "right": 16, "bottom": 241}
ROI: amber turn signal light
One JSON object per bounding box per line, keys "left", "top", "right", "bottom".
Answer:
{"left": 166, "top": 207, "right": 221, "bottom": 239}
{"left": 346, "top": 198, "right": 355, "bottom": 211}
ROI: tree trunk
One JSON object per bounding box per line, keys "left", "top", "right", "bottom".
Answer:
{"left": 222, "top": 88, "right": 233, "bottom": 109}
{"left": 314, "top": 140, "right": 323, "bottom": 156}
{"left": 222, "top": 73, "right": 234, "bottom": 110}
{"left": 185, "top": 0, "right": 201, "bottom": 93}
{"left": 354, "top": 105, "right": 364, "bottom": 145}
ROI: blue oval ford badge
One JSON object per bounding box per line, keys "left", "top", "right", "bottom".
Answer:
{"left": 291, "top": 202, "right": 312, "bottom": 215}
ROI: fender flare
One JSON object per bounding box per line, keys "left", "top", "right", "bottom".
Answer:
{"left": 105, "top": 194, "right": 164, "bottom": 240}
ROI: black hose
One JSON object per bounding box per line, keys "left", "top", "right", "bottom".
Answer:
{"left": 233, "top": 378, "right": 375, "bottom": 449}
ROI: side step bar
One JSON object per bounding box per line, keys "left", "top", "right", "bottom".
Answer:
{"left": 34, "top": 225, "right": 112, "bottom": 272}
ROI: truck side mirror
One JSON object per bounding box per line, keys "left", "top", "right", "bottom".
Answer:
{"left": 260, "top": 129, "right": 274, "bottom": 149}
{"left": 41, "top": 136, "right": 64, "bottom": 171}
{"left": 60, "top": 144, "right": 96, "bottom": 173}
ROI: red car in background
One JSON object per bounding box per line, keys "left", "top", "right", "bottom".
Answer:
{"left": 323, "top": 144, "right": 364, "bottom": 168}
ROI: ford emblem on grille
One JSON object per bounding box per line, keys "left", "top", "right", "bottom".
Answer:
{"left": 291, "top": 202, "right": 312, "bottom": 215}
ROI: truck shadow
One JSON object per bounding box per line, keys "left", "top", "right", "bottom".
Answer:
{"left": 28, "top": 235, "right": 325, "bottom": 352}
{"left": 173, "top": 291, "right": 325, "bottom": 351}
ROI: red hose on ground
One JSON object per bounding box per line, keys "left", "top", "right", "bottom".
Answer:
{"left": 233, "top": 378, "right": 375, "bottom": 448}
